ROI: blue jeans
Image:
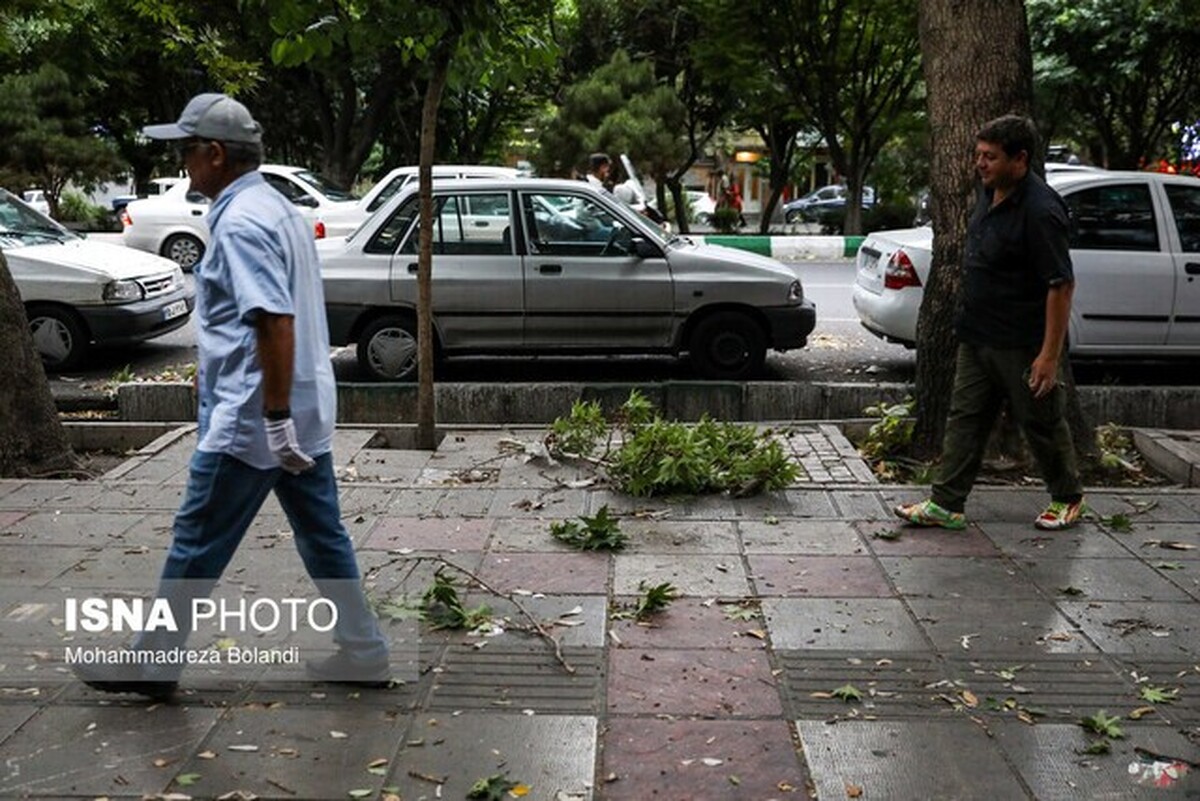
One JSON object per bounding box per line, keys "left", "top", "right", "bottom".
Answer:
{"left": 137, "top": 450, "right": 386, "bottom": 670}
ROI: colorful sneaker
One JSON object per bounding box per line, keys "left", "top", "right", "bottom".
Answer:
{"left": 1034, "top": 498, "right": 1086, "bottom": 531}
{"left": 893, "top": 499, "right": 967, "bottom": 531}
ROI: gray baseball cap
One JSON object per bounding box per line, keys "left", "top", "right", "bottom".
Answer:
{"left": 143, "top": 93, "right": 263, "bottom": 144}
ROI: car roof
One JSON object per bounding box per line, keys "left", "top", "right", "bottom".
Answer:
{"left": 1048, "top": 169, "right": 1200, "bottom": 190}
{"left": 391, "top": 177, "right": 595, "bottom": 193}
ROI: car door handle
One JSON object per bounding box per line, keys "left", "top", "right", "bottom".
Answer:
{"left": 407, "top": 263, "right": 418, "bottom": 274}
{"left": 1186, "top": 262, "right": 1200, "bottom": 275}
{"left": 539, "top": 264, "right": 562, "bottom": 275}
{"left": 190, "top": 210, "right": 203, "bottom": 216}
{"left": 473, "top": 220, "right": 489, "bottom": 227}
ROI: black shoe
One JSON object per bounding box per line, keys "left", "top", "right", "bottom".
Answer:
{"left": 305, "top": 651, "right": 392, "bottom": 688}
{"left": 73, "top": 663, "right": 177, "bottom": 701}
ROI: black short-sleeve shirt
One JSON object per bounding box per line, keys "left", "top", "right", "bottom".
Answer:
{"left": 956, "top": 171, "right": 1074, "bottom": 348}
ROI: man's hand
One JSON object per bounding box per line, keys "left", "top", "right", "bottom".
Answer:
{"left": 1027, "top": 355, "right": 1059, "bottom": 399}
{"left": 265, "top": 417, "right": 315, "bottom": 474}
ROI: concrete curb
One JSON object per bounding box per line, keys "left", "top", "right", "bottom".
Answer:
{"left": 693, "top": 234, "right": 864, "bottom": 260}
{"left": 114, "top": 381, "right": 1200, "bottom": 429}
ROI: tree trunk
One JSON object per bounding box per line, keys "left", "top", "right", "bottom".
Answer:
{"left": 415, "top": 46, "right": 455, "bottom": 451}
{"left": 0, "top": 254, "right": 77, "bottom": 477}
{"left": 912, "top": 0, "right": 1034, "bottom": 457}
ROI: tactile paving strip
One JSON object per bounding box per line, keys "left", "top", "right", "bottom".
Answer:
{"left": 427, "top": 644, "right": 603, "bottom": 714}
{"left": 943, "top": 654, "right": 1134, "bottom": 723}
{"left": 777, "top": 650, "right": 948, "bottom": 719}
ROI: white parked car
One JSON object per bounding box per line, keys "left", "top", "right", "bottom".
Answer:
{"left": 21, "top": 189, "right": 50, "bottom": 216}
{"left": 1, "top": 189, "right": 193, "bottom": 371}
{"left": 320, "top": 164, "right": 520, "bottom": 238}
{"left": 852, "top": 170, "right": 1200, "bottom": 356}
{"left": 687, "top": 189, "right": 716, "bottom": 224}
{"left": 121, "top": 164, "right": 358, "bottom": 270}
{"left": 319, "top": 178, "right": 816, "bottom": 381}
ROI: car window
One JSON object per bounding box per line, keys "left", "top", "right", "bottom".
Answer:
{"left": 291, "top": 169, "right": 358, "bottom": 202}
{"left": 521, "top": 192, "right": 629, "bottom": 257}
{"left": 365, "top": 196, "right": 419, "bottom": 254}
{"left": 0, "top": 193, "right": 72, "bottom": 244}
{"left": 185, "top": 191, "right": 210, "bottom": 205}
{"left": 366, "top": 176, "right": 409, "bottom": 213}
{"left": 1164, "top": 184, "right": 1200, "bottom": 253}
{"left": 1064, "top": 183, "right": 1159, "bottom": 251}
{"left": 396, "top": 193, "right": 512, "bottom": 256}
{"left": 262, "top": 173, "right": 308, "bottom": 204}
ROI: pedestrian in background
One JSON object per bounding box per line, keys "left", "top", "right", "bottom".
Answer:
{"left": 75, "top": 93, "right": 389, "bottom": 700}
{"left": 585, "top": 152, "right": 612, "bottom": 193}
{"left": 895, "top": 114, "right": 1085, "bottom": 532}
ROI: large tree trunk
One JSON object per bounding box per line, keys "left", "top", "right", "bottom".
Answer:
{"left": 0, "top": 254, "right": 77, "bottom": 477}
{"left": 912, "top": 0, "right": 1034, "bottom": 457}
{"left": 416, "top": 45, "right": 455, "bottom": 451}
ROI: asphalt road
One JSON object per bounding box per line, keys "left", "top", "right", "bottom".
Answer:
{"left": 45, "top": 249, "right": 1197, "bottom": 394}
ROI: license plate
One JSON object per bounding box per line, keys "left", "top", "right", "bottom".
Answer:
{"left": 162, "top": 300, "right": 188, "bottom": 321}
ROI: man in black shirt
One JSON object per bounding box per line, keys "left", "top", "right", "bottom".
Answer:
{"left": 896, "top": 115, "right": 1085, "bottom": 531}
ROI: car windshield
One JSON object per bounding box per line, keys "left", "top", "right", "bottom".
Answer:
{"left": 291, "top": 170, "right": 359, "bottom": 202}
{"left": 0, "top": 192, "right": 75, "bottom": 246}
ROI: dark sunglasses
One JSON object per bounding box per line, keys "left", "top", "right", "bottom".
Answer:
{"left": 175, "top": 140, "right": 213, "bottom": 158}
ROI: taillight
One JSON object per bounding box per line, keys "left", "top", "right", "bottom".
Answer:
{"left": 119, "top": 209, "right": 132, "bottom": 227}
{"left": 883, "top": 249, "right": 921, "bottom": 290}
{"left": 314, "top": 220, "right": 326, "bottom": 239}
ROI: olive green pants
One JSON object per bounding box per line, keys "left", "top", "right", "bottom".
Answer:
{"left": 931, "top": 343, "right": 1083, "bottom": 513}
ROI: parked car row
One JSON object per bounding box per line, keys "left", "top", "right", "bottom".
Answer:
{"left": 120, "top": 164, "right": 360, "bottom": 270}
{"left": 1, "top": 188, "right": 194, "bottom": 371}
{"left": 319, "top": 178, "right": 817, "bottom": 381}
{"left": 852, "top": 170, "right": 1200, "bottom": 356}
{"left": 784, "top": 184, "right": 876, "bottom": 225}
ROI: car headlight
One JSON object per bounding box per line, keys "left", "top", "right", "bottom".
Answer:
{"left": 103, "top": 279, "right": 144, "bottom": 302}
{"left": 171, "top": 266, "right": 185, "bottom": 290}
{"left": 787, "top": 280, "right": 804, "bottom": 304}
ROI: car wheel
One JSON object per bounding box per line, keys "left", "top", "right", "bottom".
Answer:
{"left": 688, "top": 311, "right": 767, "bottom": 380}
{"left": 695, "top": 212, "right": 711, "bottom": 226}
{"left": 785, "top": 209, "right": 801, "bottom": 224}
{"left": 162, "top": 233, "right": 205, "bottom": 271}
{"left": 27, "top": 304, "right": 88, "bottom": 373}
{"left": 357, "top": 316, "right": 419, "bottom": 381}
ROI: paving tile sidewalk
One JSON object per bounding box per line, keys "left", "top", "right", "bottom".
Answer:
{"left": 1, "top": 425, "right": 1200, "bottom": 799}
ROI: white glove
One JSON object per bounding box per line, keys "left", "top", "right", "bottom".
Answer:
{"left": 264, "top": 417, "right": 315, "bottom": 474}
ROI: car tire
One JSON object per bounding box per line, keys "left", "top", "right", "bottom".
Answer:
{"left": 162, "top": 233, "right": 205, "bottom": 272}
{"left": 27, "top": 304, "right": 88, "bottom": 373}
{"left": 688, "top": 311, "right": 767, "bottom": 380}
{"left": 785, "top": 209, "right": 801, "bottom": 224}
{"left": 357, "top": 315, "right": 419, "bottom": 381}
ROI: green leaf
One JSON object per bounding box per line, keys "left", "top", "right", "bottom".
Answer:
{"left": 1080, "top": 739, "right": 1111, "bottom": 755}
{"left": 175, "top": 773, "right": 201, "bottom": 787}
{"left": 831, "top": 683, "right": 863, "bottom": 703}
{"left": 1154, "top": 561, "right": 1185, "bottom": 570}
{"left": 633, "top": 581, "right": 679, "bottom": 619}
{"left": 1139, "top": 685, "right": 1179, "bottom": 704}
{"left": 1099, "top": 513, "right": 1133, "bottom": 533}
{"left": 872, "top": 528, "right": 903, "bottom": 541}
{"left": 550, "top": 506, "right": 626, "bottom": 551}
{"left": 724, "top": 606, "right": 758, "bottom": 621}
{"left": 347, "top": 791, "right": 372, "bottom": 799}
{"left": 1080, "top": 710, "right": 1124, "bottom": 739}
{"left": 467, "top": 773, "right": 518, "bottom": 801}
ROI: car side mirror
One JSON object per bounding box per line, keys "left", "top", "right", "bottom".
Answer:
{"left": 292, "top": 195, "right": 320, "bottom": 208}
{"left": 631, "top": 235, "right": 661, "bottom": 259}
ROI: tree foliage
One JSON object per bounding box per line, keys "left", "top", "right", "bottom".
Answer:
{"left": 537, "top": 50, "right": 687, "bottom": 183}
{"left": 1028, "top": 0, "right": 1200, "bottom": 169}
{"left": 0, "top": 65, "right": 125, "bottom": 217}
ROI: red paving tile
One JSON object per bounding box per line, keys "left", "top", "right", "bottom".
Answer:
{"left": 477, "top": 551, "right": 609, "bottom": 594}
{"left": 609, "top": 598, "right": 768, "bottom": 650}
{"left": 601, "top": 718, "right": 807, "bottom": 800}
{"left": 748, "top": 555, "right": 894, "bottom": 597}
{"left": 608, "top": 648, "right": 782, "bottom": 717}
